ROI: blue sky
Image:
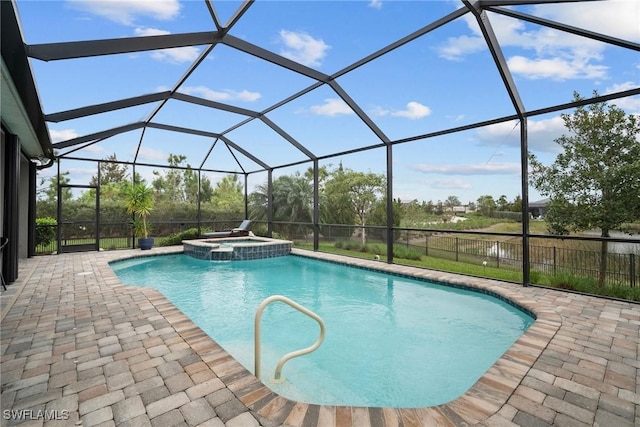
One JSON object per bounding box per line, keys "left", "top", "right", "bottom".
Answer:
{"left": 18, "top": 0, "right": 640, "bottom": 205}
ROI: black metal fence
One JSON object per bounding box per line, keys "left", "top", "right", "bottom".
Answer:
{"left": 35, "top": 220, "right": 239, "bottom": 253}
{"left": 35, "top": 221, "right": 639, "bottom": 287}
{"left": 396, "top": 233, "right": 638, "bottom": 287}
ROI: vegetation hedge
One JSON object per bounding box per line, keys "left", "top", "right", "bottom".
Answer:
{"left": 35, "top": 217, "right": 57, "bottom": 247}
{"left": 158, "top": 228, "right": 200, "bottom": 246}
{"left": 334, "top": 240, "right": 423, "bottom": 261}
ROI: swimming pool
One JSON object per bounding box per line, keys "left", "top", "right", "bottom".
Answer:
{"left": 111, "top": 254, "right": 534, "bottom": 407}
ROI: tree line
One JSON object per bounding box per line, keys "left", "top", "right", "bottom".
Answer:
{"left": 37, "top": 92, "right": 639, "bottom": 286}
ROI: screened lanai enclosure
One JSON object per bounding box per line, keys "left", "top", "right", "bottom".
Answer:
{"left": 4, "top": 0, "right": 639, "bottom": 290}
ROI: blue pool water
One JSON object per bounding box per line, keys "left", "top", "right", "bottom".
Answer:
{"left": 111, "top": 254, "right": 534, "bottom": 407}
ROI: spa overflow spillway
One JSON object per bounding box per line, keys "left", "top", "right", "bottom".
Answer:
{"left": 183, "top": 237, "right": 292, "bottom": 261}
{"left": 111, "top": 254, "right": 534, "bottom": 407}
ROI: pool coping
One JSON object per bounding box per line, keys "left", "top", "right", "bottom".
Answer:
{"left": 104, "top": 246, "right": 562, "bottom": 425}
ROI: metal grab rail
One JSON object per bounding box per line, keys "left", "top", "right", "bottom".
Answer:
{"left": 254, "top": 295, "right": 326, "bottom": 382}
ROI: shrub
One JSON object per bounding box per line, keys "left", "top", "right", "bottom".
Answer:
{"left": 545, "top": 272, "right": 640, "bottom": 301}
{"left": 491, "top": 211, "right": 522, "bottom": 222}
{"left": 336, "top": 241, "right": 423, "bottom": 261}
{"left": 548, "top": 272, "right": 599, "bottom": 292}
{"left": 35, "top": 217, "right": 57, "bottom": 247}
{"left": 335, "top": 240, "right": 366, "bottom": 252}
{"left": 158, "top": 228, "right": 200, "bottom": 246}
{"left": 392, "top": 244, "right": 423, "bottom": 261}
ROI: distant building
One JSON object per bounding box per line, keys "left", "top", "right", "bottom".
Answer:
{"left": 528, "top": 198, "right": 550, "bottom": 219}
{"left": 452, "top": 206, "right": 467, "bottom": 215}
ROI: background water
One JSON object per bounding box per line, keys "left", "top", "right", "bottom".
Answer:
{"left": 112, "top": 254, "right": 534, "bottom": 407}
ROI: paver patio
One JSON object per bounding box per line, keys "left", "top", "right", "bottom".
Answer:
{"left": 1, "top": 247, "right": 638, "bottom": 426}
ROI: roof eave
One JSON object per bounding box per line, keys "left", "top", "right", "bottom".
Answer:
{"left": 1, "top": 0, "right": 53, "bottom": 162}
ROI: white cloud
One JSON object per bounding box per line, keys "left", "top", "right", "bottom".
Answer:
{"left": 424, "top": 178, "right": 472, "bottom": 190}
{"left": 475, "top": 117, "right": 567, "bottom": 153}
{"left": 436, "top": 5, "right": 624, "bottom": 81}
{"left": 49, "top": 128, "right": 80, "bottom": 143}
{"left": 370, "top": 101, "right": 432, "bottom": 119}
{"left": 67, "top": 167, "right": 97, "bottom": 176}
{"left": 411, "top": 162, "right": 520, "bottom": 175}
{"left": 369, "top": 0, "right": 382, "bottom": 10}
{"left": 309, "top": 98, "right": 354, "bottom": 116}
{"left": 438, "top": 34, "right": 486, "bottom": 61}
{"left": 278, "top": 30, "right": 330, "bottom": 67}
{"left": 533, "top": 0, "right": 640, "bottom": 43}
{"left": 83, "top": 144, "right": 105, "bottom": 154}
{"left": 67, "top": 0, "right": 181, "bottom": 25}
{"left": 447, "top": 114, "right": 466, "bottom": 122}
{"left": 136, "top": 146, "right": 166, "bottom": 162}
{"left": 507, "top": 56, "right": 607, "bottom": 81}
{"left": 604, "top": 82, "right": 640, "bottom": 112}
{"left": 180, "top": 86, "right": 261, "bottom": 102}
{"left": 134, "top": 27, "right": 200, "bottom": 63}
{"left": 391, "top": 102, "right": 432, "bottom": 119}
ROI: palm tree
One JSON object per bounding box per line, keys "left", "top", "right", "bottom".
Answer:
{"left": 124, "top": 183, "right": 154, "bottom": 239}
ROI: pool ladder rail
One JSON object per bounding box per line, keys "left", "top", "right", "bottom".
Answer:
{"left": 254, "top": 295, "right": 326, "bottom": 383}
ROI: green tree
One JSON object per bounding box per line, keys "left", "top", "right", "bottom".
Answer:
{"left": 325, "top": 169, "right": 385, "bottom": 245}
{"left": 90, "top": 154, "right": 128, "bottom": 186}
{"left": 496, "top": 195, "right": 510, "bottom": 211}
{"left": 369, "top": 196, "right": 402, "bottom": 242}
{"left": 434, "top": 201, "right": 444, "bottom": 215}
{"left": 321, "top": 165, "right": 356, "bottom": 230}
{"left": 250, "top": 173, "right": 313, "bottom": 224}
{"left": 277, "top": 173, "right": 314, "bottom": 223}
{"left": 422, "top": 200, "right": 435, "bottom": 215}
{"left": 444, "top": 195, "right": 461, "bottom": 210}
{"left": 77, "top": 154, "right": 131, "bottom": 209}
{"left": 152, "top": 154, "right": 188, "bottom": 203}
{"left": 476, "top": 195, "right": 496, "bottom": 217}
{"left": 510, "top": 195, "right": 523, "bottom": 213}
{"left": 529, "top": 91, "right": 640, "bottom": 285}
{"left": 211, "top": 174, "right": 244, "bottom": 212}
{"left": 39, "top": 171, "right": 72, "bottom": 202}
{"left": 124, "top": 183, "right": 155, "bottom": 239}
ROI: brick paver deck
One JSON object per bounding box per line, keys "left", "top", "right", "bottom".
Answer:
{"left": 1, "top": 247, "right": 638, "bottom": 426}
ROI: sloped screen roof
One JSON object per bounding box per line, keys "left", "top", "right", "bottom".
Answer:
{"left": 13, "top": 0, "right": 640, "bottom": 196}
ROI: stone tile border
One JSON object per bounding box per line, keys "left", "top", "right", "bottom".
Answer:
{"left": 1, "top": 246, "right": 638, "bottom": 426}
{"left": 103, "top": 247, "right": 560, "bottom": 425}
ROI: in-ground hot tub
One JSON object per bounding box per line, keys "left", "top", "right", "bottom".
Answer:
{"left": 183, "top": 236, "right": 293, "bottom": 261}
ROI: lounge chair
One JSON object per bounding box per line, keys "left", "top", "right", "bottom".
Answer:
{"left": 203, "top": 220, "right": 252, "bottom": 238}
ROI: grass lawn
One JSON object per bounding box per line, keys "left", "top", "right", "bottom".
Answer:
{"left": 294, "top": 242, "right": 522, "bottom": 282}
{"left": 295, "top": 241, "right": 640, "bottom": 301}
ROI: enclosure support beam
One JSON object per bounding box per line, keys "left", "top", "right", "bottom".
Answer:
{"left": 28, "top": 161, "right": 37, "bottom": 258}
{"left": 313, "top": 160, "right": 319, "bottom": 252}
{"left": 465, "top": 0, "right": 529, "bottom": 286}
{"left": 197, "top": 170, "right": 202, "bottom": 237}
{"left": 386, "top": 144, "right": 394, "bottom": 264}
{"left": 244, "top": 174, "right": 249, "bottom": 222}
{"left": 267, "top": 170, "right": 273, "bottom": 237}
{"left": 520, "top": 120, "right": 530, "bottom": 286}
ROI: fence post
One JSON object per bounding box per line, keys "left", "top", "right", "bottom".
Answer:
{"left": 631, "top": 253, "right": 636, "bottom": 288}
{"left": 496, "top": 241, "right": 500, "bottom": 269}
{"left": 455, "top": 237, "right": 459, "bottom": 262}
{"left": 553, "top": 247, "right": 557, "bottom": 275}
{"left": 425, "top": 235, "right": 429, "bottom": 256}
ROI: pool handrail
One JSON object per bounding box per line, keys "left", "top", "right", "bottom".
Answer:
{"left": 254, "top": 295, "right": 326, "bottom": 382}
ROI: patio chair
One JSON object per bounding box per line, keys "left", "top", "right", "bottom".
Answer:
{"left": 1, "top": 237, "right": 8, "bottom": 290}
{"left": 203, "top": 220, "right": 252, "bottom": 238}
